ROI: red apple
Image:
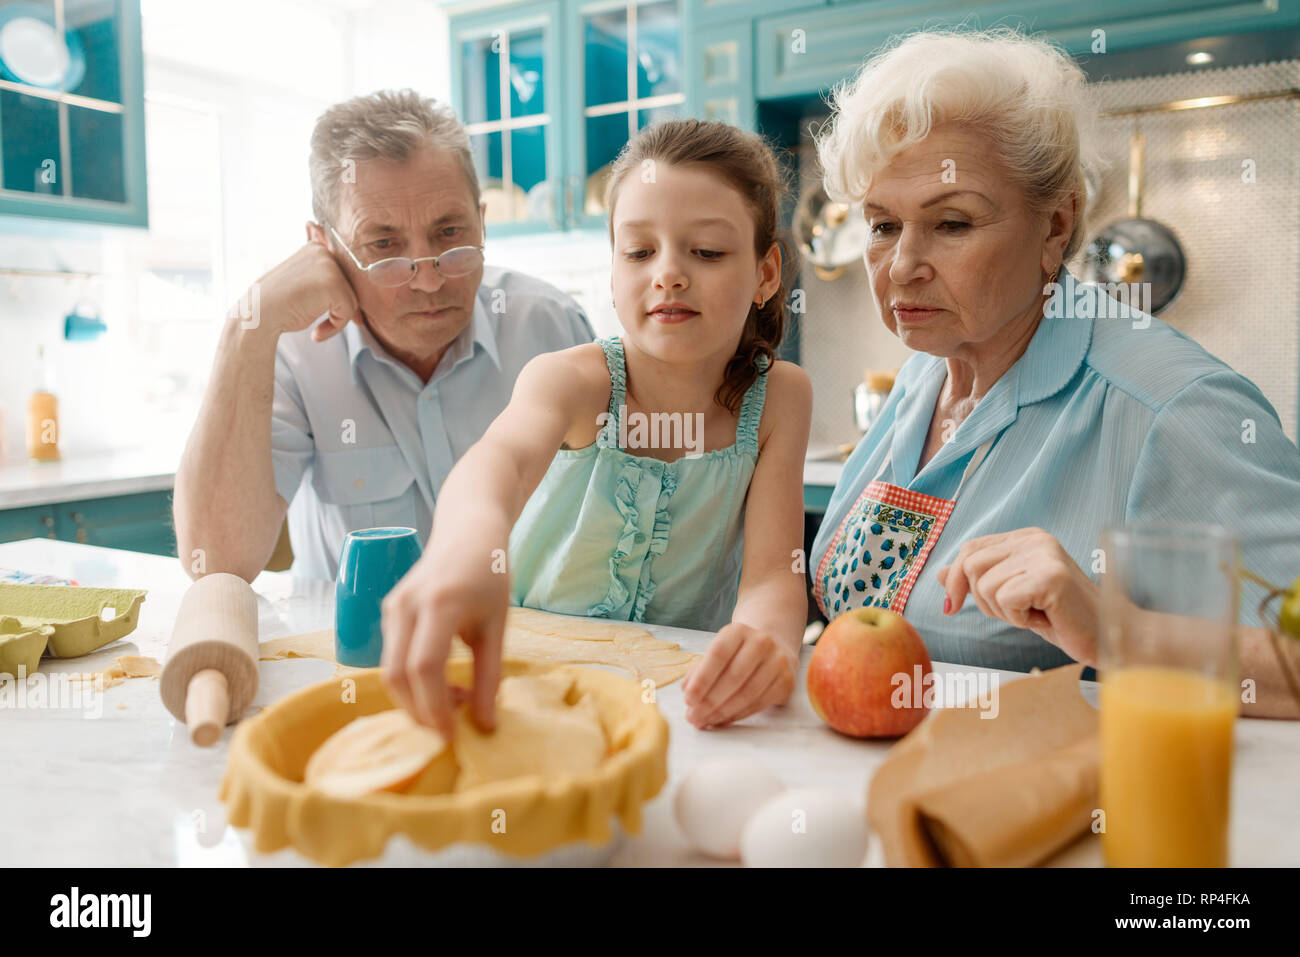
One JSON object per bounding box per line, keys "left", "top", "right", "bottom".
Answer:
{"left": 807, "top": 607, "right": 933, "bottom": 738}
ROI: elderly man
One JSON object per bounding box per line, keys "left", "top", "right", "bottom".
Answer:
{"left": 174, "top": 90, "right": 593, "bottom": 581}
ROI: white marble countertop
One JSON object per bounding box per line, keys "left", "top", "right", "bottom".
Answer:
{"left": 0, "top": 448, "right": 180, "bottom": 509}
{"left": 1, "top": 538, "right": 1296, "bottom": 868}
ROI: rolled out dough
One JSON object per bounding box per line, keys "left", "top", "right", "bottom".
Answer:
{"left": 70, "top": 654, "right": 162, "bottom": 689}
{"left": 258, "top": 608, "right": 698, "bottom": 686}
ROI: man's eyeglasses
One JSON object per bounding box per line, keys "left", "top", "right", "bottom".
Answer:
{"left": 327, "top": 224, "right": 485, "bottom": 288}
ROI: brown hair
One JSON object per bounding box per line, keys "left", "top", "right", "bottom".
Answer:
{"left": 605, "top": 119, "right": 792, "bottom": 414}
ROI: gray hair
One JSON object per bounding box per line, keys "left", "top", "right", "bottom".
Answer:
{"left": 309, "top": 89, "right": 480, "bottom": 225}
{"left": 814, "top": 28, "right": 1104, "bottom": 261}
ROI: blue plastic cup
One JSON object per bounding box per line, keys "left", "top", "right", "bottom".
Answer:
{"left": 335, "top": 526, "right": 423, "bottom": 667}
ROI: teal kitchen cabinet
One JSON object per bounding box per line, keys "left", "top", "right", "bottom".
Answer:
{"left": 0, "top": 503, "right": 60, "bottom": 542}
{"left": 449, "top": 0, "right": 688, "bottom": 234}
{"left": 55, "top": 491, "right": 175, "bottom": 556}
{"left": 0, "top": 0, "right": 148, "bottom": 227}
{"left": 685, "top": 19, "right": 756, "bottom": 130}
{"left": 756, "top": 0, "right": 1300, "bottom": 101}
{"left": 693, "top": 0, "right": 826, "bottom": 28}
{"left": 451, "top": 1, "right": 566, "bottom": 236}
{"left": 0, "top": 489, "right": 175, "bottom": 556}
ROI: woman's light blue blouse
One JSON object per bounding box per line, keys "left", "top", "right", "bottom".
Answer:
{"left": 509, "top": 337, "right": 767, "bottom": 632}
{"left": 812, "top": 268, "right": 1300, "bottom": 673}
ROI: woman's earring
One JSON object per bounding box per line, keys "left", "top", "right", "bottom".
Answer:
{"left": 756, "top": 297, "right": 766, "bottom": 309}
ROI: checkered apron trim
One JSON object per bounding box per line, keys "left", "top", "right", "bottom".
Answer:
{"left": 814, "top": 437, "right": 995, "bottom": 618}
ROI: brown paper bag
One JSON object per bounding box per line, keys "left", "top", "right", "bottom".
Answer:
{"left": 867, "top": 663, "right": 1099, "bottom": 867}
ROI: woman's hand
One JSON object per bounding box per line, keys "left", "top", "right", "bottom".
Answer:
{"left": 935, "top": 527, "right": 1101, "bottom": 665}
{"left": 379, "top": 539, "right": 510, "bottom": 739}
{"left": 682, "top": 623, "right": 797, "bottom": 729}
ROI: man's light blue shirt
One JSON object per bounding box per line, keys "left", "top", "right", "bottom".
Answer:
{"left": 270, "top": 265, "right": 594, "bottom": 580}
{"left": 812, "top": 267, "right": 1300, "bottom": 673}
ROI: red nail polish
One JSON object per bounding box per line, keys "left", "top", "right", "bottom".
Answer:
{"left": 943, "top": 596, "right": 952, "bottom": 615}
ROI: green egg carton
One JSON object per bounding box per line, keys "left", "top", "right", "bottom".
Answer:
{"left": 0, "top": 618, "right": 55, "bottom": 678}
{"left": 0, "top": 584, "right": 147, "bottom": 659}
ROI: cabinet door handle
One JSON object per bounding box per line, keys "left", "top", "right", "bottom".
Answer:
{"left": 41, "top": 515, "right": 56, "bottom": 539}
{"left": 70, "top": 512, "right": 86, "bottom": 544}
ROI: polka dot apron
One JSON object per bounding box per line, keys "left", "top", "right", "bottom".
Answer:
{"left": 813, "top": 437, "right": 996, "bottom": 618}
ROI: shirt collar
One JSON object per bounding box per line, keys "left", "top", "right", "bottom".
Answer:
{"left": 344, "top": 290, "right": 502, "bottom": 385}
{"left": 1011, "top": 265, "right": 1094, "bottom": 407}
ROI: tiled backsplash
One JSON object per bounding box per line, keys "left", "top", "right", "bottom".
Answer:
{"left": 797, "top": 58, "right": 1300, "bottom": 450}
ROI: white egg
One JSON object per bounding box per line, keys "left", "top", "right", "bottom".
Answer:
{"left": 740, "top": 788, "right": 869, "bottom": 868}
{"left": 673, "top": 759, "right": 786, "bottom": 860}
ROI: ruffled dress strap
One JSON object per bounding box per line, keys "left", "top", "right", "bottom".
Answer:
{"left": 597, "top": 337, "right": 627, "bottom": 449}
{"left": 735, "top": 353, "right": 771, "bottom": 456}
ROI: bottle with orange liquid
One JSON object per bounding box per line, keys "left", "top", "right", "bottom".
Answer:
{"left": 26, "top": 345, "right": 60, "bottom": 463}
{"left": 1098, "top": 523, "right": 1239, "bottom": 868}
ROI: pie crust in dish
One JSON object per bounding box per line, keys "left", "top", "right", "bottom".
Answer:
{"left": 220, "top": 658, "right": 669, "bottom": 866}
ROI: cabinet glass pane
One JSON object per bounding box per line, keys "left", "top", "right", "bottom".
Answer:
{"left": 511, "top": 124, "right": 546, "bottom": 193}
{"left": 0, "top": 91, "right": 60, "bottom": 195}
{"left": 508, "top": 27, "right": 545, "bottom": 119}
{"left": 68, "top": 103, "right": 123, "bottom": 202}
{"left": 584, "top": 7, "right": 627, "bottom": 108}
{"left": 64, "top": 0, "right": 121, "bottom": 102}
{"left": 470, "top": 130, "right": 503, "bottom": 211}
{"left": 585, "top": 111, "right": 631, "bottom": 212}
{"left": 472, "top": 128, "right": 551, "bottom": 225}
{"left": 515, "top": 126, "right": 552, "bottom": 223}
{"left": 636, "top": 1, "right": 680, "bottom": 101}
{"left": 638, "top": 104, "right": 680, "bottom": 130}
{"left": 460, "top": 35, "right": 501, "bottom": 125}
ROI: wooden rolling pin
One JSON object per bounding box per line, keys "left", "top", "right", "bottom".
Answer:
{"left": 160, "top": 573, "right": 259, "bottom": 747}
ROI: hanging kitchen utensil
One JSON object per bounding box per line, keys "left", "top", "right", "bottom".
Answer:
{"left": 1081, "top": 128, "right": 1186, "bottom": 314}
{"left": 794, "top": 183, "right": 869, "bottom": 281}
{"left": 1083, "top": 163, "right": 1102, "bottom": 215}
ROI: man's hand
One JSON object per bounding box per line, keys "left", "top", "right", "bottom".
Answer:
{"left": 936, "top": 527, "right": 1100, "bottom": 665}
{"left": 233, "top": 242, "right": 362, "bottom": 341}
{"left": 682, "top": 623, "right": 797, "bottom": 729}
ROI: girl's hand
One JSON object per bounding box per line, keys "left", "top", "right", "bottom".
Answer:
{"left": 682, "top": 622, "right": 797, "bottom": 729}
{"left": 935, "top": 527, "right": 1100, "bottom": 665}
{"left": 379, "top": 543, "right": 510, "bottom": 738}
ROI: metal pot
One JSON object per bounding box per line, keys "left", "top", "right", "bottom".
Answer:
{"left": 794, "top": 183, "right": 869, "bottom": 281}
{"left": 1081, "top": 131, "right": 1186, "bottom": 314}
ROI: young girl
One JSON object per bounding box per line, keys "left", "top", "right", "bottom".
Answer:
{"left": 381, "top": 120, "right": 812, "bottom": 736}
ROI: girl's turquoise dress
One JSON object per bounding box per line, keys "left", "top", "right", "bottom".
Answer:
{"left": 509, "top": 336, "right": 768, "bottom": 632}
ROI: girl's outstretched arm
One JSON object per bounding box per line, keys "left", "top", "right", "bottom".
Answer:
{"left": 683, "top": 360, "right": 813, "bottom": 729}
{"left": 380, "top": 344, "right": 608, "bottom": 736}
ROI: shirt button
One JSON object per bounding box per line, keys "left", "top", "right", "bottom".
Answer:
{"left": 634, "top": 532, "right": 647, "bottom": 544}
{"left": 353, "top": 477, "right": 364, "bottom": 490}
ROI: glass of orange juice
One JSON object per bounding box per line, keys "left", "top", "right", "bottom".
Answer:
{"left": 1098, "top": 522, "right": 1239, "bottom": 868}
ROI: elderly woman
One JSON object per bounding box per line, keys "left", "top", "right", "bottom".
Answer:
{"left": 811, "top": 29, "right": 1300, "bottom": 717}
